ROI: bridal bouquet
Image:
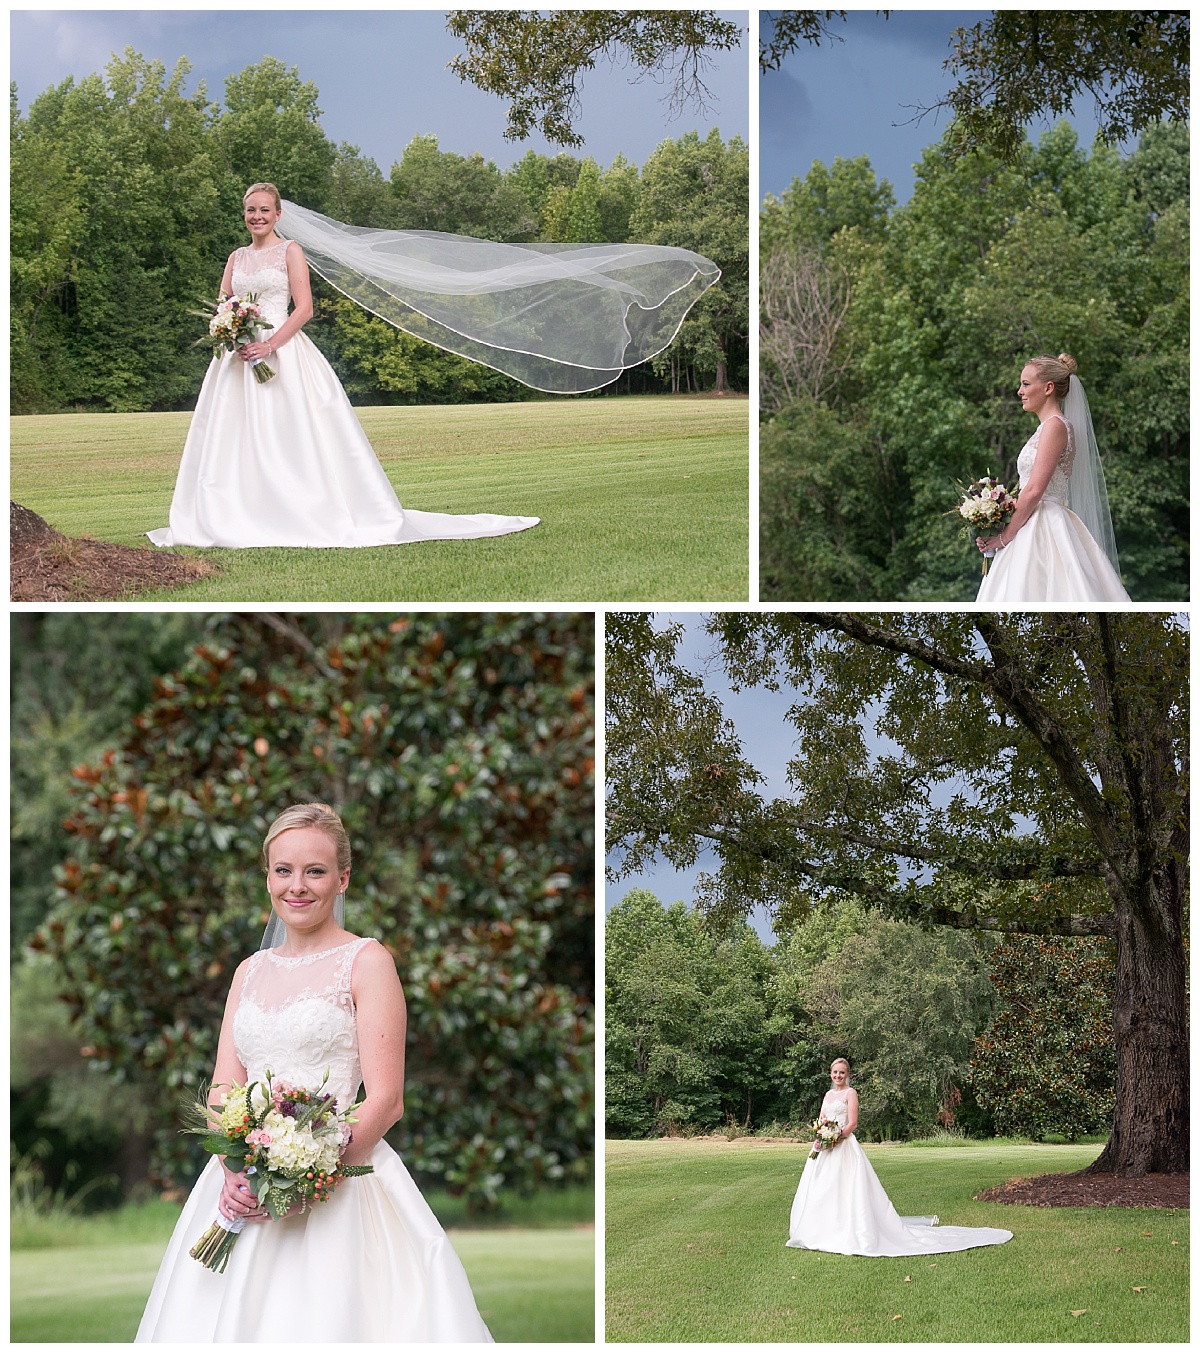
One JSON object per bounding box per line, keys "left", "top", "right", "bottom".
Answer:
{"left": 191, "top": 293, "right": 276, "bottom": 382}
{"left": 951, "top": 475, "right": 1018, "bottom": 574}
{"left": 809, "top": 1115, "right": 843, "bottom": 1159}
{"left": 182, "top": 1071, "right": 373, "bottom": 1273}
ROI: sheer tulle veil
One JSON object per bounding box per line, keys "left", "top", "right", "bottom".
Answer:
{"left": 276, "top": 200, "right": 721, "bottom": 394}
{"left": 1063, "top": 374, "right": 1121, "bottom": 575}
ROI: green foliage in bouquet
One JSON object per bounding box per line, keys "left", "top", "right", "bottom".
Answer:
{"left": 31, "top": 613, "right": 594, "bottom": 1209}
{"left": 972, "top": 936, "right": 1116, "bottom": 1140}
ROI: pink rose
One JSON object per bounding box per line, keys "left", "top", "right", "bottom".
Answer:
{"left": 246, "top": 1129, "right": 272, "bottom": 1146}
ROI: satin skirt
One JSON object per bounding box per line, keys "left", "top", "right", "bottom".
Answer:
{"left": 976, "top": 497, "right": 1129, "bottom": 603}
{"left": 147, "top": 334, "right": 538, "bottom": 548}
{"left": 786, "top": 1135, "right": 1012, "bottom": 1257}
{"left": 136, "top": 1143, "right": 493, "bottom": 1342}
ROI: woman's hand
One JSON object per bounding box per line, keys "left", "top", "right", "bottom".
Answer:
{"left": 239, "top": 341, "right": 273, "bottom": 364}
{"left": 976, "top": 533, "right": 1005, "bottom": 553}
{"left": 218, "top": 1161, "right": 268, "bottom": 1223}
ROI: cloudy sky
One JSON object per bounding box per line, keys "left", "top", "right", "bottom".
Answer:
{"left": 760, "top": 10, "right": 1136, "bottom": 205}
{"left": 11, "top": 9, "right": 750, "bottom": 174}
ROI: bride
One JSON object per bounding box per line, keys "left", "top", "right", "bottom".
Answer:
{"left": 137, "top": 803, "right": 492, "bottom": 1341}
{"left": 974, "top": 354, "right": 1130, "bottom": 603}
{"left": 786, "top": 1059, "right": 1012, "bottom": 1257}
{"left": 149, "top": 182, "right": 717, "bottom": 550}
{"left": 147, "top": 184, "right": 538, "bottom": 549}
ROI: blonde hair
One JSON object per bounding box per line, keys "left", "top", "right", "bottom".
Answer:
{"left": 1027, "top": 352, "right": 1077, "bottom": 401}
{"left": 830, "top": 1057, "right": 850, "bottom": 1074}
{"left": 261, "top": 803, "right": 351, "bottom": 873}
{"left": 243, "top": 182, "right": 282, "bottom": 211}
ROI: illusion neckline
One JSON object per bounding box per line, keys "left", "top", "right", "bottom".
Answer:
{"left": 264, "top": 936, "right": 363, "bottom": 966}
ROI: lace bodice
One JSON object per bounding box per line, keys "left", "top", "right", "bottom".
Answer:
{"left": 231, "top": 242, "right": 293, "bottom": 325}
{"left": 1017, "top": 413, "right": 1075, "bottom": 502}
{"left": 820, "top": 1088, "right": 852, "bottom": 1127}
{"left": 233, "top": 937, "right": 374, "bottom": 1108}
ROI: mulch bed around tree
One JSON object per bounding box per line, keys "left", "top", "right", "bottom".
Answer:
{"left": 975, "top": 1170, "right": 1189, "bottom": 1210}
{"left": 11, "top": 501, "right": 216, "bottom": 601}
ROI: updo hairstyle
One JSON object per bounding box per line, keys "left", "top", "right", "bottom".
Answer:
{"left": 1027, "top": 352, "right": 1077, "bottom": 401}
{"left": 261, "top": 802, "right": 351, "bottom": 873}
{"left": 243, "top": 181, "right": 282, "bottom": 211}
{"left": 830, "top": 1057, "right": 851, "bottom": 1077}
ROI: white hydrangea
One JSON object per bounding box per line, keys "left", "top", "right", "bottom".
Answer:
{"left": 259, "top": 1111, "right": 340, "bottom": 1176}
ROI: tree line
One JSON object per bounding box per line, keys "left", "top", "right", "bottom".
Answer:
{"left": 606, "top": 888, "right": 1115, "bottom": 1143}
{"left": 759, "top": 119, "right": 1189, "bottom": 602}
{"left": 11, "top": 49, "right": 748, "bottom": 414}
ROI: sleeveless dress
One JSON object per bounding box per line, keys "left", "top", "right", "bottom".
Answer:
{"left": 147, "top": 241, "right": 538, "bottom": 548}
{"left": 136, "top": 937, "right": 493, "bottom": 1342}
{"left": 786, "top": 1089, "right": 1012, "bottom": 1257}
{"left": 975, "top": 413, "right": 1129, "bottom": 603}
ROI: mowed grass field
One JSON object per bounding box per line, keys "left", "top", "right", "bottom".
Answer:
{"left": 10, "top": 396, "right": 748, "bottom": 601}
{"left": 605, "top": 1138, "right": 1188, "bottom": 1343}
{"left": 11, "top": 1193, "right": 594, "bottom": 1342}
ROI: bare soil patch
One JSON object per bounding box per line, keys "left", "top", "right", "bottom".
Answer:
{"left": 975, "top": 1170, "right": 1188, "bottom": 1210}
{"left": 11, "top": 502, "right": 215, "bottom": 601}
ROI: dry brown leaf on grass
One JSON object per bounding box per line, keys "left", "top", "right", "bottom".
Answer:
{"left": 1070, "top": 1310, "right": 1087, "bottom": 1317}
{"left": 1133, "top": 1286, "right": 1146, "bottom": 1292}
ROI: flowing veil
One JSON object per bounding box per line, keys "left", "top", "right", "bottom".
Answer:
{"left": 277, "top": 200, "right": 721, "bottom": 394}
{"left": 1063, "top": 375, "right": 1121, "bottom": 575}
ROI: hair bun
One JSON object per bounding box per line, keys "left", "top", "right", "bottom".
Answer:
{"left": 1058, "top": 353, "right": 1078, "bottom": 375}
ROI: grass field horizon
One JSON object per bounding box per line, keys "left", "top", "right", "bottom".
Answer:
{"left": 605, "top": 1137, "right": 1188, "bottom": 1343}
{"left": 10, "top": 395, "right": 748, "bottom": 601}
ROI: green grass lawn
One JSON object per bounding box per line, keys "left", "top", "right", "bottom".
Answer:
{"left": 605, "top": 1138, "right": 1188, "bottom": 1343}
{"left": 11, "top": 1191, "right": 594, "bottom": 1342}
{"left": 10, "top": 396, "right": 748, "bottom": 601}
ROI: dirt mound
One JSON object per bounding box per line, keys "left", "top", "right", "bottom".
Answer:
{"left": 11, "top": 501, "right": 215, "bottom": 601}
{"left": 975, "top": 1170, "right": 1188, "bottom": 1210}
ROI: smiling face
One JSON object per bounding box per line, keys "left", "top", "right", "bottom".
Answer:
{"left": 265, "top": 825, "right": 350, "bottom": 939}
{"left": 243, "top": 191, "right": 281, "bottom": 243}
{"left": 1017, "top": 363, "right": 1055, "bottom": 416}
{"left": 830, "top": 1061, "right": 849, "bottom": 1089}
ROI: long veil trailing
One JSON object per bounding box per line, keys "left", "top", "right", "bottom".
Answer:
{"left": 1062, "top": 375, "right": 1121, "bottom": 575}
{"left": 277, "top": 200, "right": 721, "bottom": 394}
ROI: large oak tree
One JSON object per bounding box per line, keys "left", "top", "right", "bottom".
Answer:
{"left": 606, "top": 611, "right": 1188, "bottom": 1176}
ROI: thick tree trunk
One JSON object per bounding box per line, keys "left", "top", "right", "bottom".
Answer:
{"left": 1088, "top": 863, "right": 1189, "bottom": 1175}
{"left": 714, "top": 352, "right": 730, "bottom": 394}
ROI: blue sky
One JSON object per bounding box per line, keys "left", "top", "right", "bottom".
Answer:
{"left": 11, "top": 9, "right": 749, "bottom": 176}
{"left": 760, "top": 10, "right": 1137, "bottom": 205}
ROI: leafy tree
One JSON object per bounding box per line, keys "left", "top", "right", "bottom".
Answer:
{"left": 11, "top": 612, "right": 209, "bottom": 950}
{"left": 760, "top": 11, "right": 1189, "bottom": 163}
{"left": 606, "top": 611, "right": 1188, "bottom": 1176}
{"left": 605, "top": 888, "right": 771, "bottom": 1136}
{"left": 972, "top": 936, "right": 1116, "bottom": 1140}
{"left": 803, "top": 914, "right": 993, "bottom": 1136}
{"left": 217, "top": 56, "right": 337, "bottom": 208}
{"left": 447, "top": 9, "right": 743, "bottom": 146}
{"left": 32, "top": 613, "right": 594, "bottom": 1207}
{"left": 631, "top": 129, "right": 749, "bottom": 392}
{"left": 936, "top": 11, "right": 1190, "bottom": 161}
{"left": 543, "top": 158, "right": 605, "bottom": 244}
{"left": 389, "top": 134, "right": 536, "bottom": 239}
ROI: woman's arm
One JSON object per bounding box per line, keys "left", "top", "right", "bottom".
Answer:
{"left": 207, "top": 958, "right": 269, "bottom": 1222}
{"left": 219, "top": 251, "right": 237, "bottom": 301}
{"left": 977, "top": 418, "right": 1066, "bottom": 552}
{"left": 840, "top": 1089, "right": 859, "bottom": 1138}
{"left": 340, "top": 941, "right": 408, "bottom": 1168}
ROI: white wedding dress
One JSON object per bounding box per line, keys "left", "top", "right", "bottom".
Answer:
{"left": 147, "top": 241, "right": 538, "bottom": 548}
{"left": 136, "top": 937, "right": 493, "bottom": 1342}
{"left": 786, "top": 1089, "right": 1012, "bottom": 1257}
{"left": 975, "top": 413, "right": 1129, "bottom": 603}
